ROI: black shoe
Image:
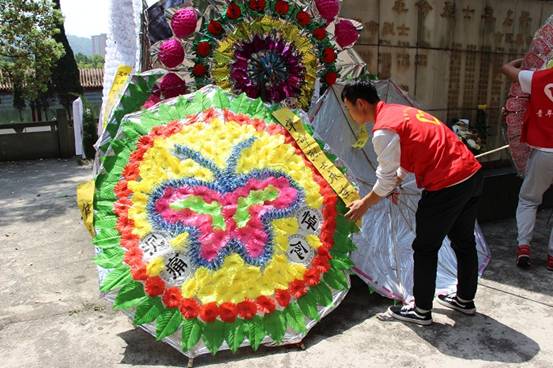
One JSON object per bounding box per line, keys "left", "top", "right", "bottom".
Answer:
{"left": 437, "top": 293, "right": 476, "bottom": 315}
{"left": 388, "top": 305, "right": 432, "bottom": 326}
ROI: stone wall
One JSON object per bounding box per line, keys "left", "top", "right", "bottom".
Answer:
{"left": 342, "top": 0, "right": 553, "bottom": 160}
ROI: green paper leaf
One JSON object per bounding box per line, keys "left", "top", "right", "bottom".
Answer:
{"left": 114, "top": 281, "right": 146, "bottom": 310}
{"left": 297, "top": 292, "right": 319, "bottom": 321}
{"left": 182, "top": 319, "right": 203, "bottom": 352}
{"left": 263, "top": 311, "right": 286, "bottom": 343}
{"left": 312, "top": 283, "right": 333, "bottom": 307}
{"left": 247, "top": 316, "right": 266, "bottom": 351}
{"left": 135, "top": 76, "right": 149, "bottom": 93}
{"left": 225, "top": 320, "right": 247, "bottom": 353}
{"left": 230, "top": 94, "right": 249, "bottom": 114}
{"left": 158, "top": 103, "right": 175, "bottom": 122}
{"left": 156, "top": 308, "right": 183, "bottom": 340}
{"left": 133, "top": 297, "right": 163, "bottom": 325}
{"left": 324, "top": 269, "right": 350, "bottom": 291}
{"left": 94, "top": 252, "right": 123, "bottom": 269}
{"left": 175, "top": 97, "right": 191, "bottom": 117}
{"left": 203, "top": 320, "right": 226, "bottom": 354}
{"left": 212, "top": 89, "right": 231, "bottom": 109}
{"left": 187, "top": 93, "right": 208, "bottom": 115}
{"left": 284, "top": 302, "right": 306, "bottom": 333}
{"left": 330, "top": 257, "right": 354, "bottom": 271}
{"left": 99, "top": 265, "right": 131, "bottom": 292}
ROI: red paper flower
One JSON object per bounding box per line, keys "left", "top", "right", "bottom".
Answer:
{"left": 237, "top": 300, "right": 257, "bottom": 320}
{"left": 114, "top": 180, "right": 131, "bottom": 198}
{"left": 196, "top": 41, "right": 211, "bottom": 57}
{"left": 289, "top": 279, "right": 307, "bottom": 298}
{"left": 131, "top": 266, "right": 148, "bottom": 281}
{"left": 160, "top": 73, "right": 187, "bottom": 99}
{"left": 122, "top": 162, "right": 140, "bottom": 181}
{"left": 313, "top": 26, "right": 327, "bottom": 40}
{"left": 318, "top": 247, "right": 332, "bottom": 260}
{"left": 226, "top": 2, "right": 241, "bottom": 19}
{"left": 158, "top": 38, "right": 185, "bottom": 68}
{"left": 322, "top": 47, "right": 337, "bottom": 63}
{"left": 219, "top": 302, "right": 238, "bottom": 323}
{"left": 249, "top": 0, "right": 265, "bottom": 12}
{"left": 275, "top": 0, "right": 289, "bottom": 15}
{"left": 199, "top": 302, "right": 220, "bottom": 323}
{"left": 313, "top": 255, "right": 331, "bottom": 272}
{"left": 123, "top": 246, "right": 142, "bottom": 267}
{"left": 180, "top": 298, "right": 200, "bottom": 319}
{"left": 142, "top": 93, "right": 161, "bottom": 109}
{"left": 324, "top": 71, "right": 337, "bottom": 85}
{"left": 296, "top": 11, "right": 311, "bottom": 26}
{"left": 207, "top": 20, "right": 223, "bottom": 36}
{"left": 256, "top": 296, "right": 276, "bottom": 314}
{"left": 145, "top": 276, "right": 166, "bottom": 297}
{"left": 192, "top": 64, "right": 208, "bottom": 77}
{"left": 304, "top": 268, "right": 322, "bottom": 286}
{"left": 162, "top": 287, "right": 183, "bottom": 308}
{"left": 275, "top": 289, "right": 291, "bottom": 307}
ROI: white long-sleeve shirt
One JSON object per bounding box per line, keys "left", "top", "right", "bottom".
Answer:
{"left": 372, "top": 129, "right": 409, "bottom": 197}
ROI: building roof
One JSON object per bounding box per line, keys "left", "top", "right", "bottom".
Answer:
{"left": 0, "top": 68, "right": 104, "bottom": 93}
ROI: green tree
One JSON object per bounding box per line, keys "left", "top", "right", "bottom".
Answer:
{"left": 0, "top": 0, "right": 65, "bottom": 103}
{"left": 51, "top": 0, "right": 82, "bottom": 112}
{"left": 75, "top": 53, "right": 105, "bottom": 69}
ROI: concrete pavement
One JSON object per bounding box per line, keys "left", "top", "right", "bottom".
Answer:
{"left": 1, "top": 159, "right": 552, "bottom": 368}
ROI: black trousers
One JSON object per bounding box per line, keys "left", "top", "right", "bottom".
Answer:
{"left": 412, "top": 170, "right": 484, "bottom": 311}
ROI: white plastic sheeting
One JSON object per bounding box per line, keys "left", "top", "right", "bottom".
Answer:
{"left": 310, "top": 82, "right": 491, "bottom": 303}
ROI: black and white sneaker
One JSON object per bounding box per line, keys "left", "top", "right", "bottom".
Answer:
{"left": 437, "top": 293, "right": 476, "bottom": 315}
{"left": 388, "top": 305, "right": 432, "bottom": 326}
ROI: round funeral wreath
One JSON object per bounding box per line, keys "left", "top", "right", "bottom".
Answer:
{"left": 94, "top": 87, "right": 356, "bottom": 354}
{"left": 188, "top": 1, "right": 340, "bottom": 108}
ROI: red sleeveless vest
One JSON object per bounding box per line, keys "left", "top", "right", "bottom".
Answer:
{"left": 523, "top": 68, "right": 553, "bottom": 148}
{"left": 372, "top": 102, "right": 481, "bottom": 191}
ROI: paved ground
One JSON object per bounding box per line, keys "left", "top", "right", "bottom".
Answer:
{"left": 0, "top": 159, "right": 552, "bottom": 368}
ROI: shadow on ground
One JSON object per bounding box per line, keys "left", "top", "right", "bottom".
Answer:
{"left": 0, "top": 160, "right": 91, "bottom": 227}
{"left": 404, "top": 308, "right": 540, "bottom": 363}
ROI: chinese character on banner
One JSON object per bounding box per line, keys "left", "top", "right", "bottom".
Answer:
{"left": 140, "top": 233, "right": 169, "bottom": 258}
{"left": 287, "top": 235, "right": 315, "bottom": 265}
{"left": 285, "top": 119, "right": 297, "bottom": 132}
{"left": 537, "top": 109, "right": 544, "bottom": 117}
{"left": 297, "top": 207, "right": 323, "bottom": 234}
{"left": 165, "top": 254, "right": 191, "bottom": 281}
{"left": 547, "top": 110, "right": 553, "bottom": 118}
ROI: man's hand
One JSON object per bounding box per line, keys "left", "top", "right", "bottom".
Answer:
{"left": 345, "top": 198, "right": 370, "bottom": 223}
{"left": 345, "top": 191, "right": 383, "bottom": 222}
{"left": 395, "top": 175, "right": 403, "bottom": 187}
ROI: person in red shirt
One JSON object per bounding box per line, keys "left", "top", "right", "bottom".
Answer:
{"left": 342, "top": 81, "right": 483, "bottom": 325}
{"left": 502, "top": 59, "right": 553, "bottom": 271}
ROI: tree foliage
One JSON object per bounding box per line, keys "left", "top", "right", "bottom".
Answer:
{"left": 51, "top": 0, "right": 82, "bottom": 112}
{"left": 75, "top": 53, "right": 105, "bottom": 69}
{"left": 0, "top": 0, "right": 65, "bottom": 102}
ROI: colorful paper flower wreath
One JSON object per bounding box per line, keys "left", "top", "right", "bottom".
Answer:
{"left": 187, "top": 1, "right": 346, "bottom": 108}
{"left": 94, "top": 87, "right": 356, "bottom": 355}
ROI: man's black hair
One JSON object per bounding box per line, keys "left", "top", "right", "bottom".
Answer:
{"left": 341, "top": 81, "right": 381, "bottom": 104}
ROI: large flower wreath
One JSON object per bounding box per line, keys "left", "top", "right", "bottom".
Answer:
{"left": 150, "top": 0, "right": 360, "bottom": 109}
{"left": 191, "top": 2, "right": 338, "bottom": 108}
{"left": 94, "top": 86, "right": 357, "bottom": 355}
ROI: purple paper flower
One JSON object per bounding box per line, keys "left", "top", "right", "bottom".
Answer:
{"left": 230, "top": 35, "right": 306, "bottom": 103}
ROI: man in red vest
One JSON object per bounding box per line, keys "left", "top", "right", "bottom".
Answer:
{"left": 342, "top": 81, "right": 483, "bottom": 325}
{"left": 502, "top": 58, "right": 553, "bottom": 271}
